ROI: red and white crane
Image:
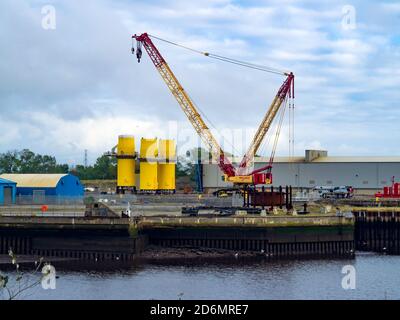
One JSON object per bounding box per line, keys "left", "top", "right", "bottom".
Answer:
{"left": 132, "top": 33, "right": 294, "bottom": 185}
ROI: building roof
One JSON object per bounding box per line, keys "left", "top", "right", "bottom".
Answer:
{"left": 0, "top": 174, "right": 68, "bottom": 188}
{"left": 274, "top": 156, "right": 400, "bottom": 163}
{"left": 223, "top": 156, "right": 400, "bottom": 164}
{"left": 0, "top": 177, "right": 17, "bottom": 185}
{"left": 306, "top": 156, "right": 400, "bottom": 163}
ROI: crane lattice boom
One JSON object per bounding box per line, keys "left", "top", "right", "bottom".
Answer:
{"left": 133, "top": 33, "right": 236, "bottom": 177}
{"left": 238, "top": 73, "right": 294, "bottom": 175}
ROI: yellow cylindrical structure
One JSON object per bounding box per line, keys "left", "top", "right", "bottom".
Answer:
{"left": 139, "top": 162, "right": 158, "bottom": 191}
{"left": 139, "top": 138, "right": 158, "bottom": 191}
{"left": 117, "top": 135, "right": 135, "bottom": 188}
{"left": 158, "top": 139, "right": 176, "bottom": 160}
{"left": 140, "top": 138, "right": 158, "bottom": 159}
{"left": 158, "top": 139, "right": 176, "bottom": 191}
{"left": 118, "top": 135, "right": 135, "bottom": 156}
{"left": 118, "top": 159, "right": 135, "bottom": 187}
{"left": 158, "top": 163, "right": 176, "bottom": 190}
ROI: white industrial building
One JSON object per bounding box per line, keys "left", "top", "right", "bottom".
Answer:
{"left": 201, "top": 150, "right": 400, "bottom": 191}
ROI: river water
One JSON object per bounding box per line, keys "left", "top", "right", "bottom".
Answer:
{"left": 3, "top": 252, "right": 400, "bottom": 300}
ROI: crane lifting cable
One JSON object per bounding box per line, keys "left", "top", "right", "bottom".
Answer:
{"left": 252, "top": 97, "right": 287, "bottom": 170}
{"left": 249, "top": 96, "right": 288, "bottom": 176}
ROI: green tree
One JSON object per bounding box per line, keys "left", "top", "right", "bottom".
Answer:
{"left": 70, "top": 154, "right": 117, "bottom": 180}
{"left": 0, "top": 151, "right": 19, "bottom": 173}
{"left": 92, "top": 155, "right": 117, "bottom": 179}
{"left": 0, "top": 149, "right": 69, "bottom": 174}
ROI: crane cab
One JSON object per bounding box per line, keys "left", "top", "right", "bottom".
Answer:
{"left": 224, "top": 173, "right": 272, "bottom": 185}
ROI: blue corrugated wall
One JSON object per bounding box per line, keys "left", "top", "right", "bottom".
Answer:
{"left": 0, "top": 181, "right": 17, "bottom": 205}
{"left": 16, "top": 174, "right": 84, "bottom": 197}
{"left": 55, "top": 174, "right": 84, "bottom": 196}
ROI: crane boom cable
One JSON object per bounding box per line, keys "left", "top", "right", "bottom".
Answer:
{"left": 289, "top": 98, "right": 292, "bottom": 159}
{"left": 288, "top": 96, "right": 296, "bottom": 173}
{"left": 292, "top": 97, "right": 295, "bottom": 160}
{"left": 247, "top": 99, "right": 286, "bottom": 174}
{"left": 206, "top": 54, "right": 287, "bottom": 76}
{"left": 185, "top": 91, "right": 242, "bottom": 158}
{"left": 269, "top": 95, "right": 289, "bottom": 167}
{"left": 148, "top": 34, "right": 288, "bottom": 76}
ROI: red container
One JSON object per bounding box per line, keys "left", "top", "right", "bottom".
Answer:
{"left": 384, "top": 186, "right": 390, "bottom": 196}
{"left": 394, "top": 183, "right": 400, "bottom": 196}
{"left": 253, "top": 173, "right": 266, "bottom": 185}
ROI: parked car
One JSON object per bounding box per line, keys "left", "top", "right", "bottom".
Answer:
{"left": 313, "top": 186, "right": 354, "bottom": 199}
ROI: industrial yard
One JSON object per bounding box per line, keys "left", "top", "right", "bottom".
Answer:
{"left": 1, "top": 28, "right": 400, "bottom": 265}
{"left": 1, "top": 0, "right": 400, "bottom": 305}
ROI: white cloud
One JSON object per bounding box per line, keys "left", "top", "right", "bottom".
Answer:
{"left": 0, "top": 0, "right": 399, "bottom": 165}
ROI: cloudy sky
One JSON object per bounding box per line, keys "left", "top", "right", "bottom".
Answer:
{"left": 1, "top": 0, "right": 399, "bottom": 165}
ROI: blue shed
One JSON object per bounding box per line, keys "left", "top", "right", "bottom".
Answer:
{"left": 0, "top": 174, "right": 84, "bottom": 197}
{"left": 0, "top": 178, "right": 17, "bottom": 205}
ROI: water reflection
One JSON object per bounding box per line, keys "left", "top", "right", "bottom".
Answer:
{"left": 2, "top": 252, "right": 399, "bottom": 300}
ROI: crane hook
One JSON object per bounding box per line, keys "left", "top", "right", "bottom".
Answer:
{"left": 136, "top": 41, "right": 142, "bottom": 63}
{"left": 136, "top": 48, "right": 142, "bottom": 63}
{"left": 131, "top": 36, "right": 135, "bottom": 55}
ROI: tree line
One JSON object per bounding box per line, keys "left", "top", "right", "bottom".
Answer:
{"left": 0, "top": 148, "right": 212, "bottom": 181}
{"left": 0, "top": 149, "right": 116, "bottom": 180}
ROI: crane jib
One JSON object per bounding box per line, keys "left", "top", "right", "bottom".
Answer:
{"left": 237, "top": 73, "right": 294, "bottom": 173}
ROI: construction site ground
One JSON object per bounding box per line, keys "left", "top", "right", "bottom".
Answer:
{"left": 1, "top": 193, "right": 398, "bottom": 218}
